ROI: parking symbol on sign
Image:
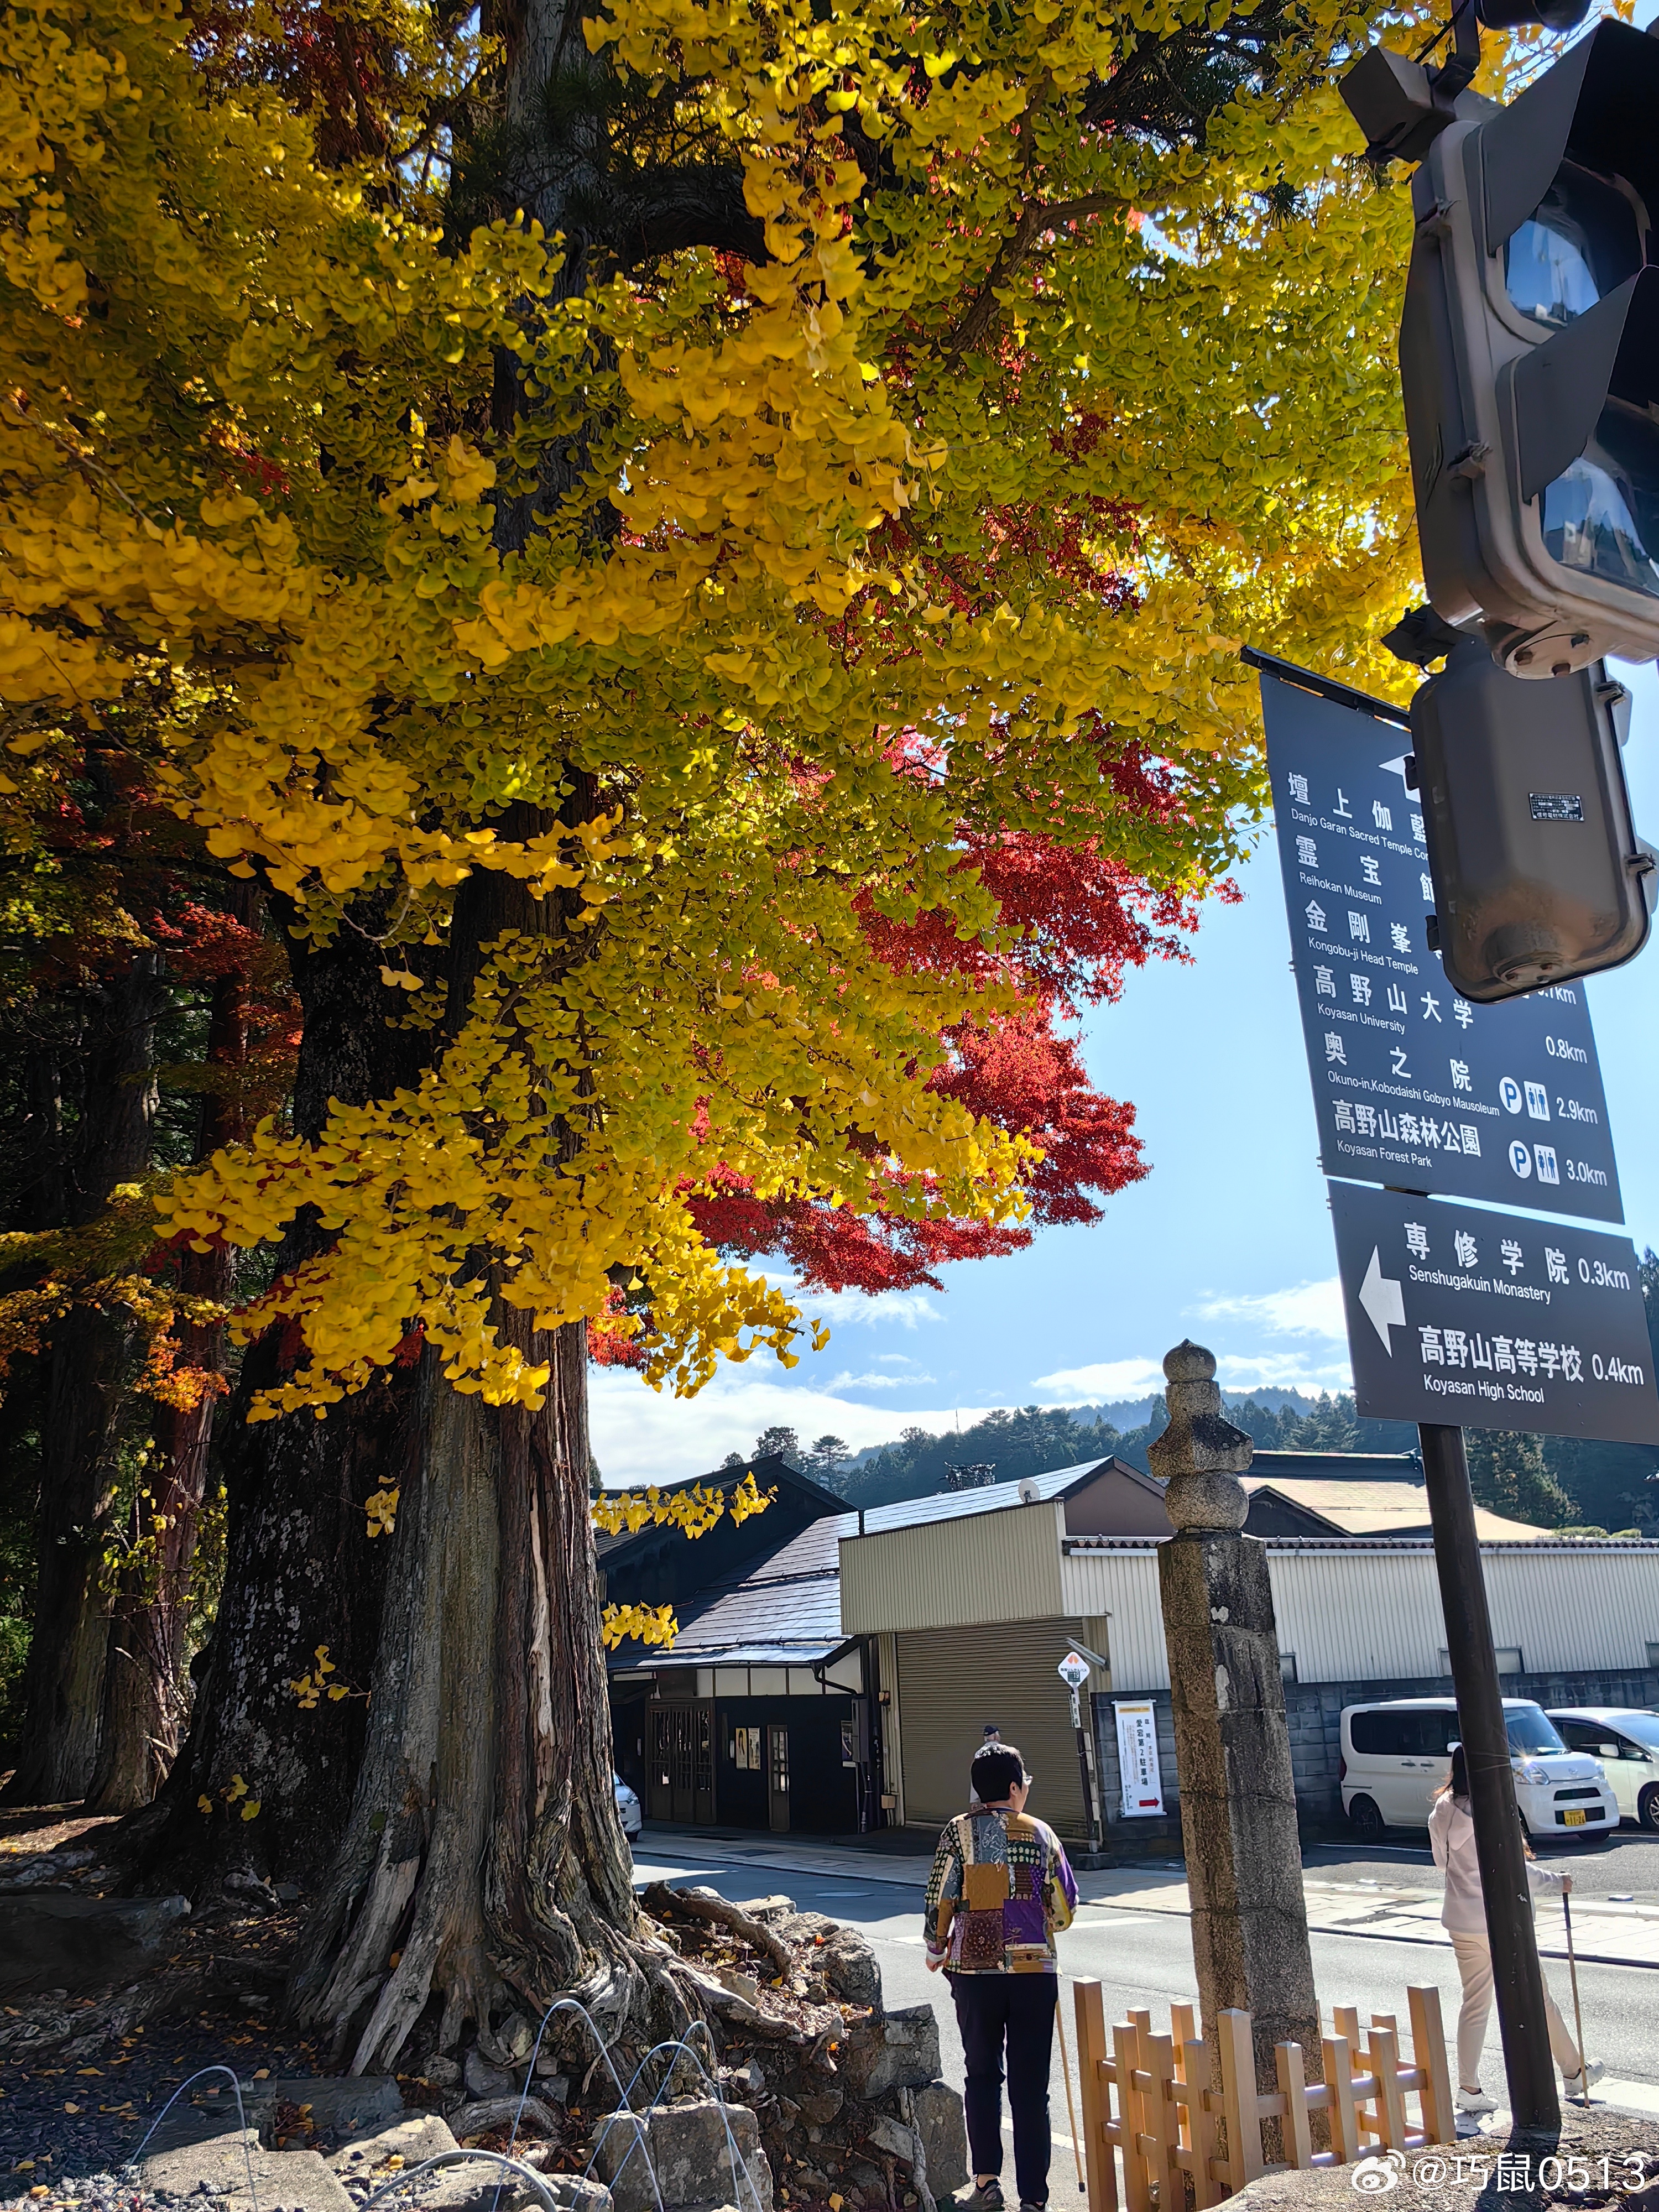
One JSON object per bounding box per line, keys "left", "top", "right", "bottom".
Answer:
{"left": 1500, "top": 1076, "right": 1525, "bottom": 1115}
{"left": 1510, "top": 1140, "right": 1533, "bottom": 1179}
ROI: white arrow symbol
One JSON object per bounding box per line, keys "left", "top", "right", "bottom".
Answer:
{"left": 1358, "top": 1246, "right": 1406, "bottom": 1353}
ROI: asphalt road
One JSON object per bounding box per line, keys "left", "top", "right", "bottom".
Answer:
{"left": 635, "top": 1834, "right": 1659, "bottom": 2212}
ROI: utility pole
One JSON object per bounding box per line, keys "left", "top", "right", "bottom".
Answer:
{"left": 1420, "top": 1425, "right": 1559, "bottom": 2136}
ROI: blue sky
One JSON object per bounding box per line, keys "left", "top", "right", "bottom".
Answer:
{"left": 590, "top": 660, "right": 1659, "bottom": 1485}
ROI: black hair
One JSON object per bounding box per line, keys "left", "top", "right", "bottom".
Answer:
{"left": 972, "top": 1742, "right": 1027, "bottom": 1804}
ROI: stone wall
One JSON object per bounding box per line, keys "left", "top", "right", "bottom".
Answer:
{"left": 1093, "top": 1662, "right": 1659, "bottom": 1837}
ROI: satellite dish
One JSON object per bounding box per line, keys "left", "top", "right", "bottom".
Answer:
{"left": 1018, "top": 1478, "right": 1040, "bottom": 1504}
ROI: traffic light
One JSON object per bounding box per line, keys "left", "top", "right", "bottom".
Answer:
{"left": 1408, "top": 635, "right": 1654, "bottom": 999}
{"left": 1348, "top": 19, "right": 1659, "bottom": 677}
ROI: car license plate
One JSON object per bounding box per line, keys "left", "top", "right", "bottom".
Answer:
{"left": 1563, "top": 1809, "right": 1586, "bottom": 1825}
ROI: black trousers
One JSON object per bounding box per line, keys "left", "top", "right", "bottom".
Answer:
{"left": 951, "top": 1971, "right": 1059, "bottom": 2206}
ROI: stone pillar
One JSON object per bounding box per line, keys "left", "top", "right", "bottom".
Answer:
{"left": 1150, "top": 1340, "right": 1321, "bottom": 2099}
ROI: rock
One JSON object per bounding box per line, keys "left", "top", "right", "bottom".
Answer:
{"left": 140, "top": 2125, "right": 356, "bottom": 2212}
{"left": 726, "top": 2063, "right": 765, "bottom": 2103}
{"left": 864, "top": 2117, "right": 915, "bottom": 2163}
{"left": 0, "top": 1891, "right": 190, "bottom": 1997}
{"left": 331, "top": 2115, "right": 460, "bottom": 2177}
{"left": 236, "top": 2077, "right": 404, "bottom": 2146}
{"left": 793, "top": 2091, "right": 841, "bottom": 2128}
{"left": 499, "top": 2015, "right": 536, "bottom": 2062}
{"left": 735, "top": 1898, "right": 796, "bottom": 1926}
{"left": 771, "top": 1914, "right": 836, "bottom": 1949}
{"left": 349, "top": 2151, "right": 557, "bottom": 2212}
{"left": 840, "top": 2007, "right": 941, "bottom": 2101}
{"left": 817, "top": 1932, "right": 880, "bottom": 2012}
{"left": 447, "top": 2097, "right": 564, "bottom": 2141}
{"left": 905, "top": 2084, "right": 966, "bottom": 2201}
{"left": 465, "top": 2048, "right": 520, "bottom": 2101}
{"left": 716, "top": 1968, "right": 760, "bottom": 2005}
{"left": 424, "top": 2059, "right": 463, "bottom": 2090}
{"left": 591, "top": 2099, "right": 773, "bottom": 2212}
{"left": 531, "top": 2057, "right": 570, "bottom": 2097}
{"left": 544, "top": 2181, "right": 613, "bottom": 2212}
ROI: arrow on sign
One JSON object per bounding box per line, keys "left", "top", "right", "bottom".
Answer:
{"left": 1358, "top": 1246, "right": 1406, "bottom": 1353}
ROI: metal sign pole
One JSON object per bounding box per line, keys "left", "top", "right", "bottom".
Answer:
{"left": 1419, "top": 1421, "right": 1559, "bottom": 2137}
{"left": 1070, "top": 1686, "right": 1100, "bottom": 1849}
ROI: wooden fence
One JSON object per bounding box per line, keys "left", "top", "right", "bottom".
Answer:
{"left": 1071, "top": 1983, "right": 1455, "bottom": 2211}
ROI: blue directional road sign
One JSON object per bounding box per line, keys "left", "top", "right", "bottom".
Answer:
{"left": 1329, "top": 1181, "right": 1659, "bottom": 1444}
{"left": 1260, "top": 671, "right": 1623, "bottom": 1224}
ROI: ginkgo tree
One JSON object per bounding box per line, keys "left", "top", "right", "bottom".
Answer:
{"left": 4, "top": 0, "right": 1434, "bottom": 2066}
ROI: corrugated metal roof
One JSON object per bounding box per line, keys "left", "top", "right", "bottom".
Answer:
{"left": 607, "top": 1512, "right": 853, "bottom": 1672}
{"left": 855, "top": 1459, "right": 1111, "bottom": 1532}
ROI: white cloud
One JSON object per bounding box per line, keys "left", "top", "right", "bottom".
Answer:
{"left": 821, "top": 1369, "right": 937, "bottom": 1391}
{"left": 588, "top": 1368, "right": 1000, "bottom": 1486}
{"left": 876, "top": 1353, "right": 917, "bottom": 1367}
{"left": 800, "top": 1287, "right": 942, "bottom": 1331}
{"left": 1216, "top": 1350, "right": 1352, "bottom": 1394}
{"left": 1192, "top": 1277, "right": 1346, "bottom": 1341}
{"left": 1029, "top": 1356, "right": 1168, "bottom": 1402}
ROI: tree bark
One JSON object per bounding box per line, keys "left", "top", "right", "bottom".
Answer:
{"left": 122, "top": 917, "right": 429, "bottom": 1887}
{"left": 288, "top": 813, "right": 664, "bottom": 2070}
{"left": 88, "top": 916, "right": 258, "bottom": 1815}
{"left": 4, "top": 953, "right": 165, "bottom": 1806}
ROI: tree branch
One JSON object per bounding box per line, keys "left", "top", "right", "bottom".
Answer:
{"left": 941, "top": 192, "right": 1127, "bottom": 359}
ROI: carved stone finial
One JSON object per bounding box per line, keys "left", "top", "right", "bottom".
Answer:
{"left": 1163, "top": 1340, "right": 1215, "bottom": 1384}
{"left": 1148, "top": 1338, "right": 1253, "bottom": 1533}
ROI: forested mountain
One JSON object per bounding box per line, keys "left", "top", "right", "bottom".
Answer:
{"left": 817, "top": 1259, "right": 1659, "bottom": 1535}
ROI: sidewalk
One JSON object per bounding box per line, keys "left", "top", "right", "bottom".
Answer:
{"left": 635, "top": 1825, "right": 1659, "bottom": 1969}
{"left": 1076, "top": 1864, "right": 1659, "bottom": 1973}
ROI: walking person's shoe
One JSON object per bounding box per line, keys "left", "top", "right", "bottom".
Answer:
{"left": 1455, "top": 2088, "right": 1498, "bottom": 2116}
{"left": 953, "top": 2184, "right": 1004, "bottom": 2212}
{"left": 1562, "top": 2060, "right": 1605, "bottom": 2099}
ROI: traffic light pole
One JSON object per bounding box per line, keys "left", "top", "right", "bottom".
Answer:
{"left": 1419, "top": 1422, "right": 1561, "bottom": 2137}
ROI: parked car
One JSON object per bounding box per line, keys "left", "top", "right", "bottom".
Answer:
{"left": 1339, "top": 1697, "right": 1618, "bottom": 1840}
{"left": 614, "top": 1773, "right": 644, "bottom": 1844}
{"left": 1547, "top": 1708, "right": 1659, "bottom": 1830}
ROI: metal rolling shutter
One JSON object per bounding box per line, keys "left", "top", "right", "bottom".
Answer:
{"left": 897, "top": 1619, "right": 1088, "bottom": 1838}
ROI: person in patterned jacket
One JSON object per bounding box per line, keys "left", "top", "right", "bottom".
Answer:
{"left": 924, "top": 1741, "right": 1078, "bottom": 2212}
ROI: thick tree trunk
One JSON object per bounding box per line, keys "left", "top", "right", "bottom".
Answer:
{"left": 289, "top": 809, "right": 664, "bottom": 2070}
{"left": 88, "top": 914, "right": 257, "bottom": 1814}
{"left": 123, "top": 920, "right": 429, "bottom": 1889}
{"left": 290, "top": 1317, "right": 652, "bottom": 2070}
{"left": 4, "top": 954, "right": 165, "bottom": 1806}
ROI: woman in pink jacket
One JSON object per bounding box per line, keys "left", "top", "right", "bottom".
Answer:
{"left": 1429, "top": 1743, "right": 1603, "bottom": 2115}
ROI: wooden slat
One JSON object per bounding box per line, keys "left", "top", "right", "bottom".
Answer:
{"left": 1322, "top": 2035, "right": 1359, "bottom": 2166}
{"left": 1115, "top": 2020, "right": 1151, "bottom": 2212}
{"left": 1140, "top": 2032, "right": 1178, "bottom": 2209}
{"left": 1276, "top": 2043, "right": 1314, "bottom": 2171}
{"left": 1369, "top": 2025, "right": 1407, "bottom": 2150}
{"left": 1181, "top": 2041, "right": 1222, "bottom": 2211}
{"left": 1408, "top": 1985, "right": 1454, "bottom": 2148}
{"left": 1215, "top": 2009, "right": 1262, "bottom": 2190}
{"left": 1074, "top": 1980, "right": 1117, "bottom": 2212}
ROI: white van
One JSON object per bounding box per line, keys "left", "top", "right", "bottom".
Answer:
{"left": 1339, "top": 1698, "right": 1617, "bottom": 1840}
{"left": 1547, "top": 1709, "right": 1659, "bottom": 1829}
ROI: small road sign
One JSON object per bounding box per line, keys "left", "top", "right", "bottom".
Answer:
{"left": 1329, "top": 1180, "right": 1659, "bottom": 1444}
{"left": 1260, "top": 670, "right": 1623, "bottom": 1223}
{"left": 1057, "top": 1651, "right": 1091, "bottom": 1689}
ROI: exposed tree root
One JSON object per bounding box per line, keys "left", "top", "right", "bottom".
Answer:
{"left": 640, "top": 1885, "right": 797, "bottom": 1980}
